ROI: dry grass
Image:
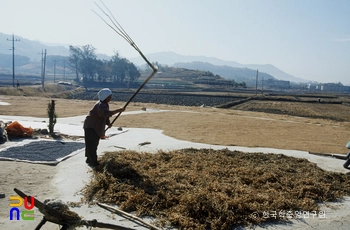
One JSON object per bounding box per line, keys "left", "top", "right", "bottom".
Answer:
{"left": 233, "top": 100, "right": 350, "bottom": 121}
{"left": 0, "top": 84, "right": 83, "bottom": 97}
{"left": 83, "top": 149, "right": 350, "bottom": 229}
{"left": 118, "top": 109, "right": 350, "bottom": 154}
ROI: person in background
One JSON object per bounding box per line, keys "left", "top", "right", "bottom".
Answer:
{"left": 83, "top": 88, "right": 125, "bottom": 167}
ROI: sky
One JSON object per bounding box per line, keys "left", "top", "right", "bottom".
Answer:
{"left": 1, "top": 0, "right": 350, "bottom": 85}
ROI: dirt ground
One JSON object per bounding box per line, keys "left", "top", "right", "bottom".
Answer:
{"left": 1, "top": 95, "right": 348, "bottom": 154}
{"left": 0, "top": 160, "right": 59, "bottom": 229}
{"left": 0, "top": 94, "right": 350, "bottom": 229}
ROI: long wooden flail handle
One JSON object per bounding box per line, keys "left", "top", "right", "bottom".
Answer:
{"left": 107, "top": 67, "right": 157, "bottom": 131}
{"left": 93, "top": 1, "right": 158, "bottom": 132}
{"left": 97, "top": 202, "right": 161, "bottom": 230}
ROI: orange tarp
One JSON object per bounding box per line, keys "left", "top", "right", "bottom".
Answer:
{"left": 6, "top": 121, "right": 33, "bottom": 137}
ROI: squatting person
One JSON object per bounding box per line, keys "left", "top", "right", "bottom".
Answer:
{"left": 83, "top": 88, "right": 125, "bottom": 167}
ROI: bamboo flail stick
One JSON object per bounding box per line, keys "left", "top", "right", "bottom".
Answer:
{"left": 93, "top": 1, "right": 158, "bottom": 131}
{"left": 308, "top": 151, "right": 347, "bottom": 160}
{"left": 97, "top": 202, "right": 161, "bottom": 230}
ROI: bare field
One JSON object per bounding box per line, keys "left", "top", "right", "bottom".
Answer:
{"left": 1, "top": 92, "right": 349, "bottom": 154}
{"left": 233, "top": 100, "right": 350, "bottom": 121}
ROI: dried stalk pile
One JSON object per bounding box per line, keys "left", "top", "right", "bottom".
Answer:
{"left": 82, "top": 149, "right": 350, "bottom": 229}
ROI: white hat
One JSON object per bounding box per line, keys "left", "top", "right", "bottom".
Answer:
{"left": 97, "top": 88, "right": 112, "bottom": 101}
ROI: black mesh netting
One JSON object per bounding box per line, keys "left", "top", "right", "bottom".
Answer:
{"left": 0, "top": 140, "right": 85, "bottom": 164}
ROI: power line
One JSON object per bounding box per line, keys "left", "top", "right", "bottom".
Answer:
{"left": 7, "top": 34, "right": 20, "bottom": 87}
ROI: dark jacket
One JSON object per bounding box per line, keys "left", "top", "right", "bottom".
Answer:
{"left": 83, "top": 101, "right": 114, "bottom": 137}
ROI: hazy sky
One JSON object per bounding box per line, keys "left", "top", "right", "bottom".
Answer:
{"left": 1, "top": 0, "right": 350, "bottom": 85}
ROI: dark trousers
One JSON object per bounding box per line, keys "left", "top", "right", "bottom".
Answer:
{"left": 344, "top": 151, "right": 350, "bottom": 170}
{"left": 84, "top": 128, "right": 100, "bottom": 163}
{"left": 344, "top": 158, "right": 350, "bottom": 170}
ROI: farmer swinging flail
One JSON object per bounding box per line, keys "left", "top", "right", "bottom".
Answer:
{"left": 82, "top": 1, "right": 157, "bottom": 168}
{"left": 83, "top": 88, "right": 124, "bottom": 167}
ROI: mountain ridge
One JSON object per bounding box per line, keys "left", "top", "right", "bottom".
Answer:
{"left": 0, "top": 32, "right": 69, "bottom": 62}
{"left": 129, "top": 51, "right": 307, "bottom": 83}
{"left": 0, "top": 32, "right": 306, "bottom": 83}
{"left": 173, "top": 61, "right": 276, "bottom": 84}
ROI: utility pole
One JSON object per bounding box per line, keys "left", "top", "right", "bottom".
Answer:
{"left": 255, "top": 69, "right": 259, "bottom": 95}
{"left": 40, "top": 49, "right": 47, "bottom": 88}
{"left": 7, "top": 34, "right": 20, "bottom": 87}
{"left": 40, "top": 51, "right": 43, "bottom": 86}
{"left": 43, "top": 49, "right": 47, "bottom": 86}
{"left": 53, "top": 59, "right": 56, "bottom": 83}
{"left": 63, "top": 60, "right": 66, "bottom": 80}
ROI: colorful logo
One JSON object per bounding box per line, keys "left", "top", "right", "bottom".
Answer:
{"left": 9, "top": 196, "right": 35, "bottom": 220}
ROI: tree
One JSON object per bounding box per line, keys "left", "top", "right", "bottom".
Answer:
{"left": 69, "top": 45, "right": 97, "bottom": 83}
{"left": 128, "top": 63, "right": 140, "bottom": 84}
{"left": 96, "top": 59, "right": 112, "bottom": 83}
{"left": 109, "top": 53, "right": 135, "bottom": 85}
{"left": 69, "top": 46, "right": 82, "bottom": 82}
{"left": 68, "top": 45, "right": 140, "bottom": 87}
{"left": 80, "top": 45, "right": 97, "bottom": 83}
{"left": 110, "top": 53, "right": 122, "bottom": 84}
{"left": 47, "top": 100, "right": 57, "bottom": 134}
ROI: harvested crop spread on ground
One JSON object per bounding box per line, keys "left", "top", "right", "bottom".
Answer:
{"left": 83, "top": 149, "right": 350, "bottom": 229}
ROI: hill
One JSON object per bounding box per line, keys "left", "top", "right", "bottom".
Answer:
{"left": 173, "top": 61, "right": 275, "bottom": 85}
{"left": 130, "top": 51, "right": 307, "bottom": 83}
{"left": 0, "top": 33, "right": 305, "bottom": 85}
{"left": 0, "top": 32, "right": 109, "bottom": 64}
{"left": 0, "top": 33, "right": 69, "bottom": 62}
{"left": 139, "top": 65, "right": 237, "bottom": 89}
